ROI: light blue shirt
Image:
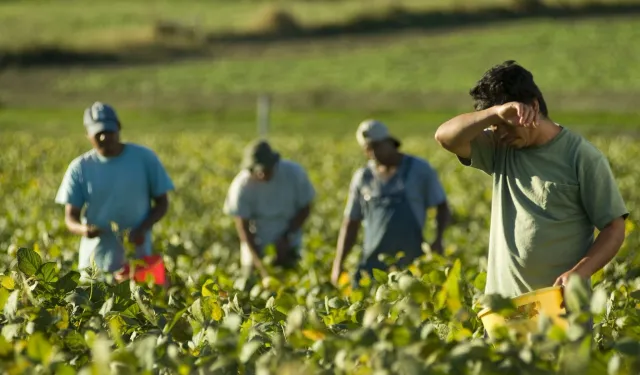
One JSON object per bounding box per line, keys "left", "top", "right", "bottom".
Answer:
{"left": 223, "top": 160, "right": 315, "bottom": 251}
{"left": 344, "top": 154, "right": 446, "bottom": 228}
{"left": 55, "top": 143, "right": 174, "bottom": 272}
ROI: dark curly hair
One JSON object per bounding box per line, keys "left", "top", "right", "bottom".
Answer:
{"left": 469, "top": 60, "right": 548, "bottom": 117}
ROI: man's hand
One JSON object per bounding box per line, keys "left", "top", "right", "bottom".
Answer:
{"left": 83, "top": 224, "right": 101, "bottom": 239}
{"left": 553, "top": 268, "right": 589, "bottom": 287}
{"left": 65, "top": 205, "right": 102, "bottom": 238}
{"left": 274, "top": 234, "right": 293, "bottom": 265}
{"left": 553, "top": 268, "right": 591, "bottom": 309}
{"left": 430, "top": 239, "right": 444, "bottom": 255}
{"left": 275, "top": 234, "right": 290, "bottom": 254}
{"left": 495, "top": 102, "right": 539, "bottom": 128}
{"left": 128, "top": 227, "right": 146, "bottom": 246}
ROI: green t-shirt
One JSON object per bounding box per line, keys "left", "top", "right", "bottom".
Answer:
{"left": 460, "top": 126, "right": 628, "bottom": 298}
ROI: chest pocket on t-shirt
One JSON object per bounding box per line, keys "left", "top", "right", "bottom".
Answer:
{"left": 542, "top": 181, "right": 582, "bottom": 221}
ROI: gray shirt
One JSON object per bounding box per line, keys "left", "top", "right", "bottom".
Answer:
{"left": 461, "top": 127, "right": 628, "bottom": 297}
{"left": 224, "top": 160, "right": 316, "bottom": 249}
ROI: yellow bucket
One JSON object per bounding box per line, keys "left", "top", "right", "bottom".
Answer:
{"left": 478, "top": 286, "right": 568, "bottom": 339}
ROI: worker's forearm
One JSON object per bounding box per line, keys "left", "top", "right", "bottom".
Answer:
{"left": 137, "top": 201, "right": 168, "bottom": 233}
{"left": 572, "top": 218, "right": 626, "bottom": 277}
{"left": 64, "top": 215, "right": 87, "bottom": 236}
{"left": 239, "top": 226, "right": 260, "bottom": 258}
{"left": 334, "top": 221, "right": 360, "bottom": 268}
{"left": 283, "top": 204, "right": 311, "bottom": 237}
{"left": 434, "top": 202, "right": 451, "bottom": 241}
{"left": 434, "top": 107, "right": 498, "bottom": 151}
{"left": 234, "top": 219, "right": 268, "bottom": 275}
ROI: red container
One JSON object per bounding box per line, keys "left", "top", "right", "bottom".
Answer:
{"left": 116, "top": 255, "right": 166, "bottom": 286}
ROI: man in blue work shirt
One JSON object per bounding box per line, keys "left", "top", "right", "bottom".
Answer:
{"left": 55, "top": 102, "right": 175, "bottom": 280}
{"left": 331, "top": 120, "right": 452, "bottom": 287}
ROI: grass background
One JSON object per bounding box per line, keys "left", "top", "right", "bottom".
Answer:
{"left": 0, "top": 0, "right": 528, "bottom": 50}
{"left": 1, "top": 0, "right": 635, "bottom": 50}
{"left": 1, "top": 0, "right": 639, "bottom": 135}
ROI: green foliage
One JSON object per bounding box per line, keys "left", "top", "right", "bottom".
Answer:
{"left": 35, "top": 16, "right": 640, "bottom": 110}
{"left": 0, "top": 134, "right": 639, "bottom": 374}
{"left": 17, "top": 248, "right": 42, "bottom": 276}
{"left": 0, "top": 0, "right": 524, "bottom": 50}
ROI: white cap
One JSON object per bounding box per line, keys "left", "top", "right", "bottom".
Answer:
{"left": 356, "top": 119, "right": 399, "bottom": 147}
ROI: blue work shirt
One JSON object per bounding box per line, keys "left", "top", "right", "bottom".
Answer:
{"left": 344, "top": 154, "right": 447, "bottom": 229}
{"left": 55, "top": 143, "right": 174, "bottom": 272}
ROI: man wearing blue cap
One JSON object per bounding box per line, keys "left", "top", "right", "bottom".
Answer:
{"left": 331, "top": 120, "right": 452, "bottom": 287}
{"left": 55, "top": 102, "right": 175, "bottom": 278}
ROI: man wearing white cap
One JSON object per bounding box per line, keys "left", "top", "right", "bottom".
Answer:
{"left": 55, "top": 102, "right": 175, "bottom": 279}
{"left": 331, "top": 120, "right": 451, "bottom": 286}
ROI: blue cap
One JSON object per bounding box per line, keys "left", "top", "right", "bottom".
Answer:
{"left": 83, "top": 102, "right": 120, "bottom": 136}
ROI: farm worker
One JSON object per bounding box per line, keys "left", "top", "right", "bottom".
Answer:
{"left": 434, "top": 60, "right": 628, "bottom": 300}
{"left": 223, "top": 139, "right": 316, "bottom": 278}
{"left": 331, "top": 120, "right": 452, "bottom": 287}
{"left": 55, "top": 102, "right": 175, "bottom": 280}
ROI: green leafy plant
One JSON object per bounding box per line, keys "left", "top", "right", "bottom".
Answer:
{"left": 0, "top": 135, "right": 638, "bottom": 374}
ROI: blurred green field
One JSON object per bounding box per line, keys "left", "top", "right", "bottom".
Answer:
{"left": 43, "top": 17, "right": 640, "bottom": 90}
{"left": 1, "top": 0, "right": 639, "bottom": 132}
{"left": 1, "top": 0, "right": 636, "bottom": 51}
{"left": 1, "top": 132, "right": 640, "bottom": 373}
{"left": 46, "top": 18, "right": 640, "bottom": 101}
{"left": 3, "top": 15, "right": 640, "bottom": 129}
{"left": 2, "top": 107, "right": 640, "bottom": 138}
{"left": 0, "top": 0, "right": 512, "bottom": 50}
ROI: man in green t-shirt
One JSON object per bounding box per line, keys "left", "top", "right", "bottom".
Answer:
{"left": 434, "top": 60, "right": 628, "bottom": 299}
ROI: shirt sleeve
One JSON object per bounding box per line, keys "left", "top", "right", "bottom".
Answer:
{"left": 223, "top": 175, "right": 253, "bottom": 219}
{"left": 344, "top": 169, "right": 364, "bottom": 221}
{"left": 578, "top": 154, "right": 629, "bottom": 231}
{"left": 293, "top": 165, "right": 316, "bottom": 209}
{"left": 145, "top": 150, "right": 175, "bottom": 198}
{"left": 420, "top": 161, "right": 447, "bottom": 208}
{"left": 458, "top": 129, "right": 498, "bottom": 175}
{"left": 55, "top": 160, "right": 85, "bottom": 208}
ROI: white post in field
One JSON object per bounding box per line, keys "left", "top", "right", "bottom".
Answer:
{"left": 257, "top": 94, "right": 271, "bottom": 138}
